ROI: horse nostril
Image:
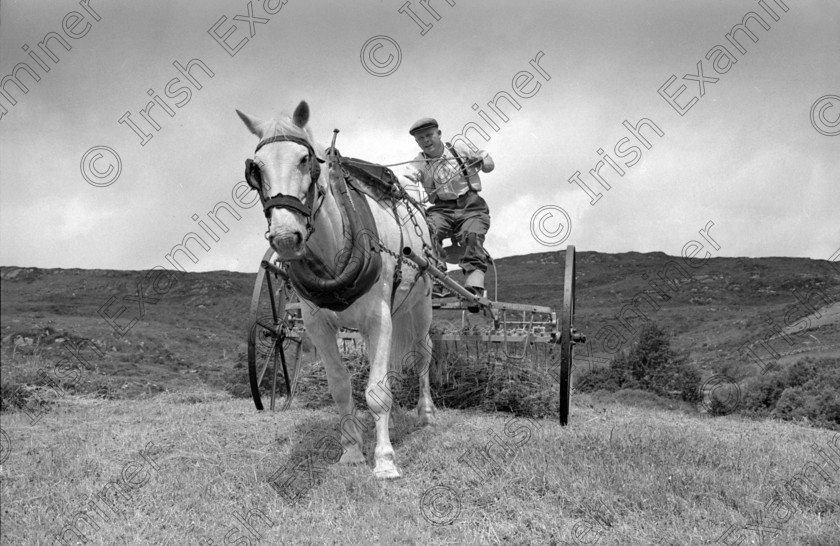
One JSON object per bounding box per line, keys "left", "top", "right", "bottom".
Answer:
{"left": 295, "top": 232, "right": 303, "bottom": 246}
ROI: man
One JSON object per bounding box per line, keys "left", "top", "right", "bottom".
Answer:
{"left": 404, "top": 117, "right": 495, "bottom": 306}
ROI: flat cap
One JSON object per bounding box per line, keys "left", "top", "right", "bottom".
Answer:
{"left": 409, "top": 117, "right": 439, "bottom": 135}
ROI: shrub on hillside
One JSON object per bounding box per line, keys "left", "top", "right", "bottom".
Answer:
{"left": 1, "top": 379, "right": 31, "bottom": 412}
{"left": 739, "top": 357, "right": 840, "bottom": 430}
{"left": 574, "top": 358, "right": 626, "bottom": 392}
{"left": 771, "top": 359, "right": 840, "bottom": 428}
{"left": 780, "top": 357, "right": 823, "bottom": 388}
{"left": 739, "top": 373, "right": 787, "bottom": 416}
{"left": 575, "top": 323, "right": 702, "bottom": 403}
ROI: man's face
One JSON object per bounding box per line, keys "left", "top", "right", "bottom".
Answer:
{"left": 413, "top": 128, "right": 443, "bottom": 156}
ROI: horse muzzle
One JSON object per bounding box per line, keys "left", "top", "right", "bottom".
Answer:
{"left": 267, "top": 227, "right": 306, "bottom": 259}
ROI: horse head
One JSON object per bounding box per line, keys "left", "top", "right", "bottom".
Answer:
{"left": 237, "top": 101, "right": 326, "bottom": 260}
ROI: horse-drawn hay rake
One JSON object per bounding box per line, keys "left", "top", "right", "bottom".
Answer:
{"left": 247, "top": 243, "right": 585, "bottom": 424}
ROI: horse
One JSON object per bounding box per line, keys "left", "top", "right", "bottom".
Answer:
{"left": 237, "top": 101, "right": 436, "bottom": 479}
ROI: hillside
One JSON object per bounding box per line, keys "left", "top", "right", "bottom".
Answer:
{"left": 2, "top": 250, "right": 838, "bottom": 401}
{"left": 496, "top": 250, "right": 840, "bottom": 375}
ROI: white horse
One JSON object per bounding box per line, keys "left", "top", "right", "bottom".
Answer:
{"left": 237, "top": 101, "right": 436, "bottom": 479}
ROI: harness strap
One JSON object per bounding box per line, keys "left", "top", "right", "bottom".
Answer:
{"left": 263, "top": 194, "right": 310, "bottom": 218}
{"left": 445, "top": 142, "right": 478, "bottom": 192}
{"left": 256, "top": 135, "right": 319, "bottom": 157}
{"left": 389, "top": 263, "right": 426, "bottom": 318}
{"left": 389, "top": 200, "right": 404, "bottom": 312}
{"left": 254, "top": 135, "right": 324, "bottom": 235}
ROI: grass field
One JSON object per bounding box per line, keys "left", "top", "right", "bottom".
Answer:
{"left": 1, "top": 387, "right": 837, "bottom": 545}
{"left": 1, "top": 255, "right": 838, "bottom": 544}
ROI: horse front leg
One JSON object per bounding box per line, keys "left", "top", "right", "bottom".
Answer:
{"left": 306, "top": 314, "right": 365, "bottom": 465}
{"left": 364, "top": 309, "right": 400, "bottom": 479}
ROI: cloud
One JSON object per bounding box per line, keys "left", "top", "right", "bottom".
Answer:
{"left": 57, "top": 198, "right": 117, "bottom": 239}
{"left": 1, "top": 0, "right": 837, "bottom": 270}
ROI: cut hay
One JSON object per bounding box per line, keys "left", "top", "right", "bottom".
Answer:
{"left": 291, "top": 341, "right": 562, "bottom": 419}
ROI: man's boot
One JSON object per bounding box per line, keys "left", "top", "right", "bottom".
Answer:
{"left": 464, "top": 270, "right": 485, "bottom": 313}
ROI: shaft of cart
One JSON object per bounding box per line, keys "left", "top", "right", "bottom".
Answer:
{"left": 402, "top": 247, "right": 491, "bottom": 309}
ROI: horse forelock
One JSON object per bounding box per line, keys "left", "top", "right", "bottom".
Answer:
{"left": 258, "top": 113, "right": 324, "bottom": 161}
{"left": 255, "top": 112, "right": 327, "bottom": 198}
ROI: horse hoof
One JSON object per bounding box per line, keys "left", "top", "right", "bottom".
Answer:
{"left": 417, "top": 410, "right": 437, "bottom": 427}
{"left": 373, "top": 461, "right": 402, "bottom": 480}
{"left": 339, "top": 448, "right": 365, "bottom": 465}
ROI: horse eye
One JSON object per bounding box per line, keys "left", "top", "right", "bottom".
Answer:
{"left": 299, "top": 156, "right": 308, "bottom": 166}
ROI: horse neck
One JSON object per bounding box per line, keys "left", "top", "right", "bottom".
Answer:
{"left": 305, "top": 165, "right": 345, "bottom": 261}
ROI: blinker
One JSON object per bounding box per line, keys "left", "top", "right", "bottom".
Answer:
{"left": 245, "top": 158, "right": 261, "bottom": 191}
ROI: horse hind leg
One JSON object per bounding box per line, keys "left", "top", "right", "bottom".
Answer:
{"left": 397, "top": 294, "right": 437, "bottom": 424}
{"left": 415, "top": 333, "right": 437, "bottom": 426}
{"left": 390, "top": 320, "right": 436, "bottom": 425}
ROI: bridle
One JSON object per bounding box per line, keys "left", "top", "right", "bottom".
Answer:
{"left": 244, "top": 135, "right": 325, "bottom": 241}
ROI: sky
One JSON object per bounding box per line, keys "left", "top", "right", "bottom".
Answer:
{"left": 1, "top": 0, "right": 838, "bottom": 273}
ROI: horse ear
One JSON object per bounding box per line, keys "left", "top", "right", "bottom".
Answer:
{"left": 292, "top": 101, "right": 310, "bottom": 128}
{"left": 236, "top": 109, "right": 262, "bottom": 136}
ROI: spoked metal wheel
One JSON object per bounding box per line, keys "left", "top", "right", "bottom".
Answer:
{"left": 248, "top": 248, "right": 303, "bottom": 411}
{"left": 559, "top": 245, "right": 577, "bottom": 426}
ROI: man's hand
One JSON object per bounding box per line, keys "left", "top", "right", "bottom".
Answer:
{"left": 402, "top": 172, "right": 416, "bottom": 184}
{"left": 403, "top": 166, "right": 422, "bottom": 184}
{"left": 473, "top": 151, "right": 494, "bottom": 173}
